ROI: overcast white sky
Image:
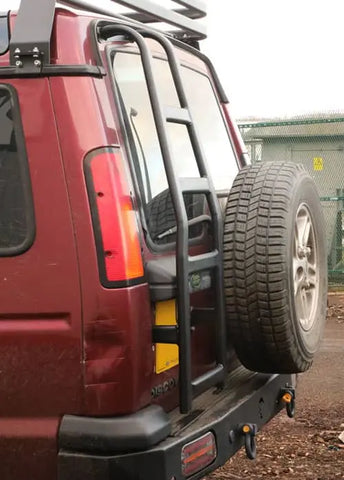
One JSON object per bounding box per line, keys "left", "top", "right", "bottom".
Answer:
{"left": 4, "top": 0, "right": 344, "bottom": 119}
{"left": 203, "top": 1, "right": 344, "bottom": 119}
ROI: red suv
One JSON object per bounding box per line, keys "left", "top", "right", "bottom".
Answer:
{"left": 0, "top": 1, "right": 327, "bottom": 479}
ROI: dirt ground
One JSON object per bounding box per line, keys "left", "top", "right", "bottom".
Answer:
{"left": 208, "top": 294, "right": 344, "bottom": 480}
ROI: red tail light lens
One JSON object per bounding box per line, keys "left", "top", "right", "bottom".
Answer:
{"left": 85, "top": 148, "right": 144, "bottom": 285}
{"left": 181, "top": 432, "right": 217, "bottom": 477}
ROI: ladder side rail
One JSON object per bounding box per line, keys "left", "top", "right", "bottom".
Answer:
{"left": 168, "top": 36, "right": 229, "bottom": 103}
{"left": 136, "top": 28, "right": 228, "bottom": 377}
{"left": 102, "top": 24, "right": 193, "bottom": 412}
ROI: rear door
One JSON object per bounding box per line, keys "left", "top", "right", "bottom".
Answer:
{"left": 0, "top": 79, "right": 82, "bottom": 478}
{"left": 109, "top": 37, "right": 239, "bottom": 412}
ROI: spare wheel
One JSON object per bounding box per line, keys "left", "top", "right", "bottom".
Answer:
{"left": 223, "top": 162, "right": 327, "bottom": 373}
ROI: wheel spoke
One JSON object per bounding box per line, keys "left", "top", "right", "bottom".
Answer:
{"left": 296, "top": 211, "right": 311, "bottom": 247}
{"left": 293, "top": 259, "right": 304, "bottom": 295}
{"left": 307, "top": 264, "right": 317, "bottom": 289}
{"left": 294, "top": 225, "right": 300, "bottom": 250}
{"left": 300, "top": 288, "right": 308, "bottom": 322}
{"left": 295, "top": 216, "right": 304, "bottom": 248}
{"left": 302, "top": 216, "right": 311, "bottom": 246}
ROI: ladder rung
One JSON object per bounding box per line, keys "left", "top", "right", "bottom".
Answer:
{"left": 188, "top": 250, "right": 218, "bottom": 273}
{"left": 179, "top": 177, "right": 210, "bottom": 193}
{"left": 152, "top": 325, "right": 178, "bottom": 344}
{"left": 192, "top": 364, "right": 224, "bottom": 397}
{"left": 165, "top": 106, "right": 191, "bottom": 125}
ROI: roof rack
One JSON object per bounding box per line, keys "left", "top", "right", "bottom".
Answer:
{"left": 62, "top": 0, "right": 207, "bottom": 36}
{"left": 9, "top": 0, "right": 206, "bottom": 73}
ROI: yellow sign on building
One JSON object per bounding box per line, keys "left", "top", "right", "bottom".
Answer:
{"left": 313, "top": 157, "right": 323, "bottom": 171}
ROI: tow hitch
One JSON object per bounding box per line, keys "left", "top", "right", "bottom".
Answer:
{"left": 239, "top": 423, "right": 257, "bottom": 460}
{"left": 280, "top": 386, "right": 296, "bottom": 418}
{"left": 228, "top": 384, "right": 296, "bottom": 461}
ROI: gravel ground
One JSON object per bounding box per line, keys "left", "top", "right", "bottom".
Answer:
{"left": 208, "top": 295, "right": 344, "bottom": 480}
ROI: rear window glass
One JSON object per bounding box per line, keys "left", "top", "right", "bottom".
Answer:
{"left": 113, "top": 51, "right": 238, "bottom": 246}
{"left": 0, "top": 14, "right": 9, "bottom": 55}
{"left": 0, "top": 85, "right": 34, "bottom": 255}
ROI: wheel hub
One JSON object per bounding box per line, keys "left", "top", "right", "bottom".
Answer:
{"left": 298, "top": 246, "right": 311, "bottom": 258}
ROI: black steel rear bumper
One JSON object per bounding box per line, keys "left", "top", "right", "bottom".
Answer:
{"left": 58, "top": 370, "right": 294, "bottom": 480}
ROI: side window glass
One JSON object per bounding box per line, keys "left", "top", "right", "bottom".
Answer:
{"left": 0, "top": 86, "right": 34, "bottom": 255}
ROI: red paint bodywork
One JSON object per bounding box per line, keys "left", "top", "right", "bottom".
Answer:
{"left": 0, "top": 7, "right": 243, "bottom": 478}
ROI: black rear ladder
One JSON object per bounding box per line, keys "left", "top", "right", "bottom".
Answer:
{"left": 101, "top": 24, "right": 227, "bottom": 413}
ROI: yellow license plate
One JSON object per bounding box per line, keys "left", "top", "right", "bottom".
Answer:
{"left": 155, "top": 299, "right": 179, "bottom": 374}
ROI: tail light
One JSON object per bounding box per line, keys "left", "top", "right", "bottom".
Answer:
{"left": 85, "top": 147, "right": 144, "bottom": 286}
{"left": 181, "top": 432, "right": 217, "bottom": 477}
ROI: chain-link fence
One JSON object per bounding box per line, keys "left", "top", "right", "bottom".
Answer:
{"left": 238, "top": 115, "right": 344, "bottom": 286}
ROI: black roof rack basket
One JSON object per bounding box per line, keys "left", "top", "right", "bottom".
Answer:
{"left": 69, "top": 0, "right": 207, "bottom": 36}
{"left": 9, "top": 0, "right": 206, "bottom": 71}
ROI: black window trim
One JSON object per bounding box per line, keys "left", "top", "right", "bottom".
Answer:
{"left": 0, "top": 83, "right": 35, "bottom": 256}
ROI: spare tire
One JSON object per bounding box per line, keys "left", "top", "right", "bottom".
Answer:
{"left": 147, "top": 189, "right": 204, "bottom": 244}
{"left": 224, "top": 162, "right": 327, "bottom": 373}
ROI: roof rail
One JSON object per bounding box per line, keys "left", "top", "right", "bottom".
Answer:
{"left": 9, "top": 0, "right": 206, "bottom": 72}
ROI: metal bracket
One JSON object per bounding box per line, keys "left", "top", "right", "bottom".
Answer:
{"left": 12, "top": 46, "right": 44, "bottom": 74}
{"left": 9, "top": 0, "right": 56, "bottom": 72}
